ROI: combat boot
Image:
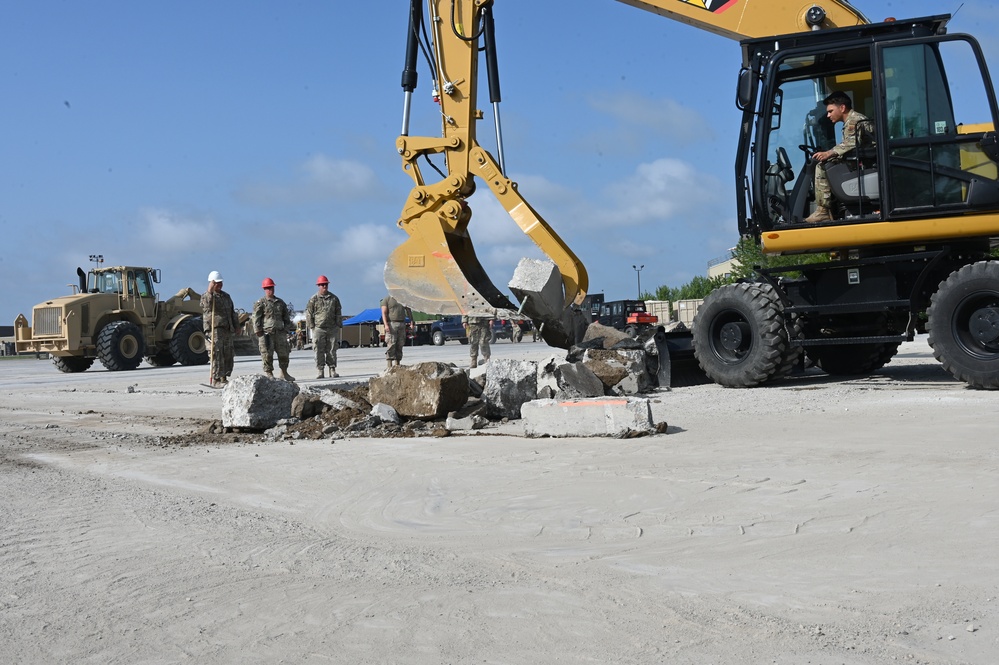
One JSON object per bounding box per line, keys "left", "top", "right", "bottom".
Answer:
{"left": 264, "top": 370, "right": 274, "bottom": 379}
{"left": 386, "top": 359, "right": 394, "bottom": 371}
{"left": 280, "top": 368, "right": 295, "bottom": 382}
{"left": 316, "top": 368, "right": 325, "bottom": 379}
{"left": 330, "top": 366, "right": 339, "bottom": 378}
{"left": 470, "top": 359, "right": 477, "bottom": 369}
{"left": 804, "top": 206, "right": 832, "bottom": 223}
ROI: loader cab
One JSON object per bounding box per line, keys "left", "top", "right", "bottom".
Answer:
{"left": 740, "top": 16, "right": 999, "bottom": 245}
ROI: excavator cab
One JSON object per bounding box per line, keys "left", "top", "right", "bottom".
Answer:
{"left": 742, "top": 16, "right": 999, "bottom": 243}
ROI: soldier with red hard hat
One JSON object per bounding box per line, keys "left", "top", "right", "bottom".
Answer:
{"left": 305, "top": 274, "right": 342, "bottom": 379}
{"left": 252, "top": 277, "right": 296, "bottom": 381}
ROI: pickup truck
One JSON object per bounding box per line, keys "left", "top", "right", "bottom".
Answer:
{"left": 429, "top": 315, "right": 468, "bottom": 346}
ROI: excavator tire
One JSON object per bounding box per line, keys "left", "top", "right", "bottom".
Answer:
{"left": 97, "top": 321, "right": 145, "bottom": 371}
{"left": 146, "top": 350, "right": 177, "bottom": 367}
{"left": 53, "top": 356, "right": 95, "bottom": 373}
{"left": 927, "top": 261, "right": 999, "bottom": 389}
{"left": 772, "top": 312, "right": 804, "bottom": 379}
{"left": 692, "top": 282, "right": 790, "bottom": 387}
{"left": 170, "top": 317, "right": 209, "bottom": 366}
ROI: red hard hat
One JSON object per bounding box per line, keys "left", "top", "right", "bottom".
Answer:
{"left": 261, "top": 277, "right": 275, "bottom": 288}
{"left": 316, "top": 275, "right": 329, "bottom": 285}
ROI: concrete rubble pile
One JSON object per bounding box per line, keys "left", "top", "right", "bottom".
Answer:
{"left": 218, "top": 321, "right": 668, "bottom": 440}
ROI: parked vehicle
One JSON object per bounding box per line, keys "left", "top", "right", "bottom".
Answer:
{"left": 429, "top": 315, "right": 468, "bottom": 346}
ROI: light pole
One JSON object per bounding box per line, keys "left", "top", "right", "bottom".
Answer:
{"left": 632, "top": 264, "right": 644, "bottom": 299}
{"left": 89, "top": 254, "right": 104, "bottom": 267}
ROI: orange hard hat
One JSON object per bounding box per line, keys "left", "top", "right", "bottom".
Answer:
{"left": 261, "top": 277, "right": 275, "bottom": 288}
{"left": 316, "top": 275, "right": 329, "bottom": 285}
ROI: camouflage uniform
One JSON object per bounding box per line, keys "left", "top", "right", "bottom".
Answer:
{"left": 306, "top": 290, "right": 342, "bottom": 375}
{"left": 253, "top": 294, "right": 294, "bottom": 377}
{"left": 814, "top": 108, "right": 868, "bottom": 209}
{"left": 463, "top": 314, "right": 492, "bottom": 368}
{"left": 380, "top": 295, "right": 408, "bottom": 366}
{"left": 200, "top": 289, "right": 239, "bottom": 384}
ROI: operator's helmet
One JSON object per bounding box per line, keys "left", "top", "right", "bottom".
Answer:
{"left": 316, "top": 275, "right": 329, "bottom": 286}
{"left": 261, "top": 277, "right": 275, "bottom": 289}
{"left": 208, "top": 270, "right": 223, "bottom": 282}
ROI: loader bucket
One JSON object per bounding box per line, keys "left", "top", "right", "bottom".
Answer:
{"left": 384, "top": 210, "right": 518, "bottom": 316}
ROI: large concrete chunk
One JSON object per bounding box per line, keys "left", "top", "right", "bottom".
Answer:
{"left": 222, "top": 374, "right": 300, "bottom": 429}
{"left": 508, "top": 258, "right": 588, "bottom": 349}
{"left": 537, "top": 355, "right": 605, "bottom": 399}
{"left": 582, "top": 348, "right": 652, "bottom": 395}
{"left": 484, "top": 358, "right": 539, "bottom": 419}
{"left": 368, "top": 361, "right": 468, "bottom": 419}
{"left": 521, "top": 397, "right": 655, "bottom": 437}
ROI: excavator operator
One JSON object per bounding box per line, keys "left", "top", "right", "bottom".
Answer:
{"left": 804, "top": 91, "right": 871, "bottom": 223}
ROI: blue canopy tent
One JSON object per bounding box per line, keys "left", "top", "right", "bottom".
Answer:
{"left": 342, "top": 308, "right": 384, "bottom": 326}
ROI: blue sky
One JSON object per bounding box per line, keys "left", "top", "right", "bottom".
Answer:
{"left": 3, "top": 1, "right": 997, "bottom": 323}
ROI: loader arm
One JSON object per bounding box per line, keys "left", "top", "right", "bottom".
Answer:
{"left": 386, "top": 0, "right": 870, "bottom": 342}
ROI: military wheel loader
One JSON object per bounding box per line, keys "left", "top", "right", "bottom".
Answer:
{"left": 14, "top": 265, "right": 209, "bottom": 373}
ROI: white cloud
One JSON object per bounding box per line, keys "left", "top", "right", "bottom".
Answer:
{"left": 235, "top": 155, "right": 380, "bottom": 206}
{"left": 590, "top": 157, "right": 723, "bottom": 226}
{"left": 141, "top": 208, "right": 223, "bottom": 252}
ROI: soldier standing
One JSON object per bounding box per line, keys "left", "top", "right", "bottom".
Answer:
{"left": 253, "top": 277, "right": 296, "bottom": 381}
{"left": 306, "top": 275, "right": 342, "bottom": 379}
{"left": 380, "top": 294, "right": 410, "bottom": 371}
{"left": 463, "top": 312, "right": 493, "bottom": 368}
{"left": 200, "top": 270, "right": 239, "bottom": 386}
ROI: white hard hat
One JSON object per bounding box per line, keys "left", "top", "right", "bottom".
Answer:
{"left": 208, "top": 270, "right": 223, "bottom": 282}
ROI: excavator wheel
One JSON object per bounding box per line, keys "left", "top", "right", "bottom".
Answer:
{"left": 692, "top": 282, "right": 791, "bottom": 387}
{"left": 53, "top": 356, "right": 95, "bottom": 373}
{"left": 927, "top": 261, "right": 999, "bottom": 389}
{"left": 97, "top": 321, "right": 146, "bottom": 371}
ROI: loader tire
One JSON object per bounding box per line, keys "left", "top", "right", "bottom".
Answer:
{"left": 97, "top": 321, "right": 145, "bottom": 371}
{"left": 170, "top": 317, "right": 209, "bottom": 366}
{"left": 146, "top": 350, "right": 177, "bottom": 367}
{"left": 927, "top": 261, "right": 999, "bottom": 389}
{"left": 692, "top": 282, "right": 790, "bottom": 387}
{"left": 53, "top": 356, "right": 95, "bottom": 373}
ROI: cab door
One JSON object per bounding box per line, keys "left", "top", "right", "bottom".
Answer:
{"left": 877, "top": 35, "right": 999, "bottom": 216}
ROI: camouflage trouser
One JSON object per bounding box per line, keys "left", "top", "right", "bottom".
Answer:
{"left": 208, "top": 329, "right": 234, "bottom": 381}
{"left": 468, "top": 321, "right": 491, "bottom": 362}
{"left": 313, "top": 327, "right": 340, "bottom": 370}
{"left": 258, "top": 331, "right": 291, "bottom": 373}
{"left": 385, "top": 321, "right": 406, "bottom": 362}
{"left": 813, "top": 157, "right": 841, "bottom": 209}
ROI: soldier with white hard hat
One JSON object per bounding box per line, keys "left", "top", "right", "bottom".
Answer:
{"left": 200, "top": 270, "right": 239, "bottom": 386}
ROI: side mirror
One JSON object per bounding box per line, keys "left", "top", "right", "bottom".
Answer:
{"left": 736, "top": 68, "right": 754, "bottom": 110}
{"left": 152, "top": 269, "right": 161, "bottom": 283}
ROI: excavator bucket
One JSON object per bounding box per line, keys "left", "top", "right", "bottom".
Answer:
{"left": 384, "top": 210, "right": 517, "bottom": 316}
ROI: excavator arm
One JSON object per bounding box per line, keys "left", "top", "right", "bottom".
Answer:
{"left": 385, "top": 0, "right": 870, "bottom": 346}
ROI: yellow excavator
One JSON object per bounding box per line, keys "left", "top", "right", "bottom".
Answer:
{"left": 386, "top": 0, "right": 999, "bottom": 389}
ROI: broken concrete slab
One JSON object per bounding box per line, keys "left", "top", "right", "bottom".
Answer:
{"left": 508, "top": 258, "right": 588, "bottom": 349}
{"left": 368, "top": 361, "right": 469, "bottom": 419}
{"left": 222, "top": 374, "right": 300, "bottom": 430}
{"left": 483, "top": 358, "right": 539, "bottom": 419}
{"left": 521, "top": 397, "right": 656, "bottom": 437}
{"left": 370, "top": 403, "right": 401, "bottom": 425}
{"left": 582, "top": 348, "right": 652, "bottom": 395}
{"left": 537, "top": 355, "right": 606, "bottom": 399}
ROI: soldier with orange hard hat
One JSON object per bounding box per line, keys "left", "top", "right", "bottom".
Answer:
{"left": 305, "top": 274, "right": 342, "bottom": 379}
{"left": 252, "top": 277, "right": 296, "bottom": 381}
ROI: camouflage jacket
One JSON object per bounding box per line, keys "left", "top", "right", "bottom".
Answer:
{"left": 200, "top": 290, "right": 239, "bottom": 333}
{"left": 831, "top": 109, "right": 870, "bottom": 158}
{"left": 380, "top": 295, "right": 408, "bottom": 322}
{"left": 306, "top": 292, "right": 342, "bottom": 330}
{"left": 253, "top": 295, "right": 293, "bottom": 335}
